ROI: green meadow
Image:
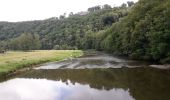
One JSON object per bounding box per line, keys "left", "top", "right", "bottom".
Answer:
{"left": 0, "top": 50, "right": 82, "bottom": 75}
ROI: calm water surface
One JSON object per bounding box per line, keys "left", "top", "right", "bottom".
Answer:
{"left": 0, "top": 52, "right": 170, "bottom": 100}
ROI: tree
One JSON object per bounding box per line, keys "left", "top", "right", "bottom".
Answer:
{"left": 88, "top": 6, "right": 101, "bottom": 12}
{"left": 59, "top": 13, "right": 66, "bottom": 19}
{"left": 9, "top": 33, "right": 41, "bottom": 51}
{"left": 121, "top": 3, "right": 127, "bottom": 8}
{"left": 69, "top": 12, "right": 74, "bottom": 17}
{"left": 102, "top": 4, "right": 112, "bottom": 10}
{"left": 0, "top": 41, "right": 6, "bottom": 53}
{"left": 127, "top": 1, "right": 135, "bottom": 7}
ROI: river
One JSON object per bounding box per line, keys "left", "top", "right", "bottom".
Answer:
{"left": 0, "top": 52, "right": 170, "bottom": 100}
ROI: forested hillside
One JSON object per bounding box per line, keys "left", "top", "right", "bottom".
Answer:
{"left": 0, "top": 0, "right": 170, "bottom": 63}
{"left": 98, "top": 0, "right": 170, "bottom": 63}
{"left": 0, "top": 4, "right": 129, "bottom": 50}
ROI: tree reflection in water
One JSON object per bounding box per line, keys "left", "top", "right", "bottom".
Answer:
{"left": 8, "top": 68, "right": 170, "bottom": 100}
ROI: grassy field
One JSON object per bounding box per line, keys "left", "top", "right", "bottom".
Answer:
{"left": 0, "top": 50, "right": 83, "bottom": 75}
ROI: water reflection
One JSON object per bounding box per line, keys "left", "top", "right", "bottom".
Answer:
{"left": 11, "top": 68, "right": 170, "bottom": 100}
{"left": 0, "top": 78, "right": 134, "bottom": 100}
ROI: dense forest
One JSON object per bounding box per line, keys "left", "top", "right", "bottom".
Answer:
{"left": 0, "top": 4, "right": 129, "bottom": 50}
{"left": 0, "top": 0, "right": 170, "bottom": 63}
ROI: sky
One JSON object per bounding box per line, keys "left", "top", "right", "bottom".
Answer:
{"left": 0, "top": 0, "right": 138, "bottom": 22}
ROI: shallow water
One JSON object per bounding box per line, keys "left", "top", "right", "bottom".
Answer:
{"left": 35, "top": 53, "right": 150, "bottom": 69}
{"left": 0, "top": 52, "right": 170, "bottom": 100}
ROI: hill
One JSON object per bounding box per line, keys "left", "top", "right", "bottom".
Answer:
{"left": 0, "top": 5, "right": 128, "bottom": 50}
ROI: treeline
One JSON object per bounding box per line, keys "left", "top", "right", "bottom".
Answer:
{"left": 0, "top": 3, "right": 130, "bottom": 50}
{"left": 0, "top": 33, "right": 40, "bottom": 51}
{"left": 9, "top": 33, "right": 41, "bottom": 50}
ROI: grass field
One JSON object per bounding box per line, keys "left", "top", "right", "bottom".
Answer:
{"left": 0, "top": 50, "right": 83, "bottom": 75}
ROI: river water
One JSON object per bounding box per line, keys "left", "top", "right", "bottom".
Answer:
{"left": 0, "top": 52, "right": 170, "bottom": 100}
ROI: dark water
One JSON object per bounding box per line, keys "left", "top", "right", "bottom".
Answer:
{"left": 0, "top": 52, "right": 170, "bottom": 100}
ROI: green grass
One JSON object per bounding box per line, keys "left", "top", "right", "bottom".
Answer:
{"left": 0, "top": 50, "right": 83, "bottom": 75}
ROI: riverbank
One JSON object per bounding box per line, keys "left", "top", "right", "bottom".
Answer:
{"left": 0, "top": 50, "right": 83, "bottom": 76}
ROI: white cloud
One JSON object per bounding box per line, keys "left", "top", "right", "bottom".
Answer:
{"left": 0, "top": 0, "right": 138, "bottom": 22}
{"left": 0, "top": 78, "right": 134, "bottom": 100}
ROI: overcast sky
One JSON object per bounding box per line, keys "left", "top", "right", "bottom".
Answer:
{"left": 0, "top": 0, "right": 138, "bottom": 22}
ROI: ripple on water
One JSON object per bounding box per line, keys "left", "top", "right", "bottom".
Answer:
{"left": 35, "top": 54, "right": 151, "bottom": 69}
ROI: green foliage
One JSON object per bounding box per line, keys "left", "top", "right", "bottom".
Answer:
{"left": 100, "top": 0, "right": 170, "bottom": 63}
{"left": 0, "top": 41, "right": 6, "bottom": 51}
{"left": 8, "top": 33, "right": 41, "bottom": 51}
{"left": 88, "top": 6, "right": 101, "bottom": 12}
{"left": 0, "top": 5, "right": 127, "bottom": 50}
{"left": 127, "top": 1, "right": 135, "bottom": 7}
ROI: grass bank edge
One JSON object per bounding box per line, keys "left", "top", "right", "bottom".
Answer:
{"left": 0, "top": 50, "right": 83, "bottom": 76}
